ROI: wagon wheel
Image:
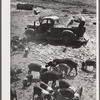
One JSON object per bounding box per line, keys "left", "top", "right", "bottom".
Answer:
{"left": 62, "top": 35, "right": 71, "bottom": 46}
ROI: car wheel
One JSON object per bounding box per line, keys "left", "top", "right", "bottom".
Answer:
{"left": 62, "top": 35, "right": 71, "bottom": 45}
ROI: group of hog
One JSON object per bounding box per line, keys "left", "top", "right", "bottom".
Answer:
{"left": 23, "top": 58, "right": 96, "bottom": 86}
{"left": 11, "top": 36, "right": 96, "bottom": 100}
{"left": 11, "top": 58, "right": 96, "bottom": 100}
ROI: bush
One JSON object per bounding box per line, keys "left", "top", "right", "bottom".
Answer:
{"left": 81, "top": 9, "right": 96, "bottom": 14}
{"left": 81, "top": 9, "right": 88, "bottom": 14}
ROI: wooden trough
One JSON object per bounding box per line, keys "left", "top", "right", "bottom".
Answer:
{"left": 17, "top": 3, "right": 34, "bottom": 10}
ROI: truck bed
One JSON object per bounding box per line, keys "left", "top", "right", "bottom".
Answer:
{"left": 53, "top": 25, "right": 86, "bottom": 37}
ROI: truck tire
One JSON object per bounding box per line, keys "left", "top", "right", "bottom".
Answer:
{"left": 62, "top": 35, "right": 71, "bottom": 45}
{"left": 61, "top": 30, "right": 77, "bottom": 45}
{"left": 24, "top": 29, "right": 36, "bottom": 41}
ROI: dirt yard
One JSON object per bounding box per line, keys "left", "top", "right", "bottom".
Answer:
{"left": 11, "top": 0, "right": 96, "bottom": 100}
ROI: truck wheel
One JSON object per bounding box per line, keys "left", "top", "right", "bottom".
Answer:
{"left": 24, "top": 29, "right": 36, "bottom": 41}
{"left": 62, "top": 35, "right": 71, "bottom": 45}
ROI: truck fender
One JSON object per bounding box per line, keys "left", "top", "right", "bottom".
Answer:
{"left": 24, "top": 28, "right": 35, "bottom": 37}
{"left": 61, "top": 30, "right": 77, "bottom": 41}
{"left": 23, "top": 28, "right": 37, "bottom": 40}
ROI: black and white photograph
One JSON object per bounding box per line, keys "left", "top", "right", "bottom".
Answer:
{"left": 2, "top": 0, "right": 99, "bottom": 100}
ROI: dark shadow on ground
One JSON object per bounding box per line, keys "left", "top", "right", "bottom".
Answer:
{"left": 33, "top": 39, "right": 63, "bottom": 46}
{"left": 92, "top": 74, "right": 96, "bottom": 79}
{"left": 81, "top": 68, "right": 94, "bottom": 74}
{"left": 28, "top": 38, "right": 88, "bottom": 49}
{"left": 11, "top": 51, "right": 23, "bottom": 56}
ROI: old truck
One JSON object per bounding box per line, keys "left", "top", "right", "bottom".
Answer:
{"left": 24, "top": 16, "right": 88, "bottom": 45}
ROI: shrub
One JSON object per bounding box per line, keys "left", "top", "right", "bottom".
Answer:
{"left": 81, "top": 9, "right": 88, "bottom": 14}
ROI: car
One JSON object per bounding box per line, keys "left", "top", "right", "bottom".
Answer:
{"left": 24, "top": 16, "right": 88, "bottom": 45}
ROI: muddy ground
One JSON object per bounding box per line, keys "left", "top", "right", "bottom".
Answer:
{"left": 11, "top": 0, "right": 96, "bottom": 100}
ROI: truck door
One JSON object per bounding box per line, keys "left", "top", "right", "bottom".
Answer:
{"left": 40, "top": 19, "right": 54, "bottom": 40}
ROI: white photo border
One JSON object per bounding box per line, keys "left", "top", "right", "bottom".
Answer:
{"left": 2, "top": 0, "right": 99, "bottom": 100}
